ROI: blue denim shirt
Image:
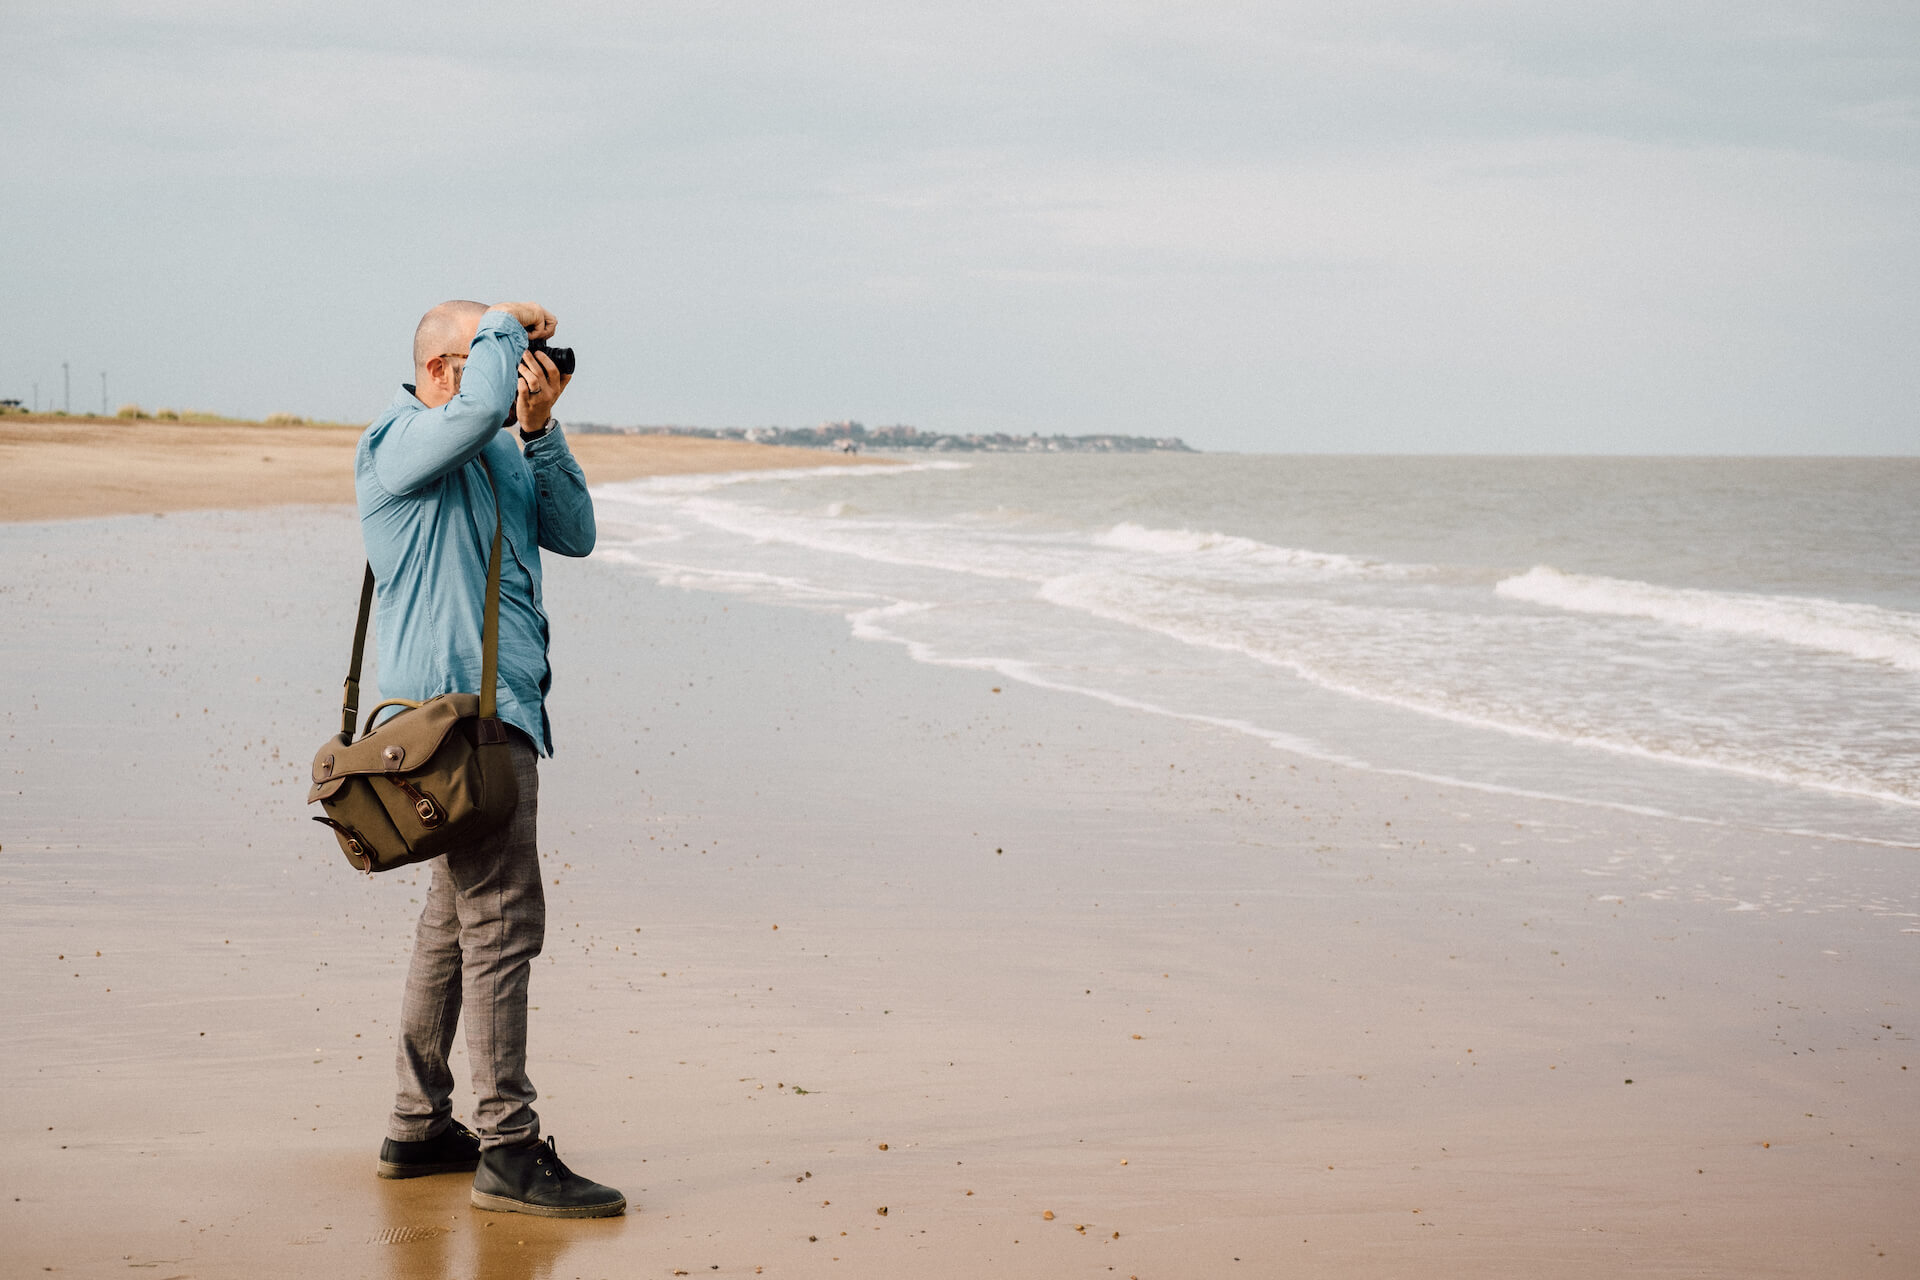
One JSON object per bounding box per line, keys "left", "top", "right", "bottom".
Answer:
{"left": 355, "top": 310, "right": 595, "bottom": 756}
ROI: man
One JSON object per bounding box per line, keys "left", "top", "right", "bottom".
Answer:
{"left": 356, "top": 299, "right": 623, "bottom": 1218}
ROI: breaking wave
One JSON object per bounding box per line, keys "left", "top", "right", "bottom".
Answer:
{"left": 1496, "top": 566, "right": 1920, "bottom": 672}
{"left": 1093, "top": 522, "right": 1397, "bottom": 577}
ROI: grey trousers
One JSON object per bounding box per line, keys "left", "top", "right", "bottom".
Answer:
{"left": 388, "top": 740, "right": 545, "bottom": 1150}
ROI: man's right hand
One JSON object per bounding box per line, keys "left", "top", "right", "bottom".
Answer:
{"left": 489, "top": 302, "right": 557, "bottom": 341}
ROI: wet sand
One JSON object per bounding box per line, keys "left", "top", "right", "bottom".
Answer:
{"left": 0, "top": 417, "right": 881, "bottom": 522}
{"left": 4, "top": 504, "right": 1915, "bottom": 1277}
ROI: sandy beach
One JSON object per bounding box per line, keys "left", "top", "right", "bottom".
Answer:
{"left": 0, "top": 416, "right": 881, "bottom": 523}
{"left": 3, "top": 455, "right": 1916, "bottom": 1276}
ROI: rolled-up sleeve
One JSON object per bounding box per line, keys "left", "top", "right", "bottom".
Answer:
{"left": 524, "top": 425, "right": 596, "bottom": 556}
{"left": 369, "top": 312, "right": 527, "bottom": 496}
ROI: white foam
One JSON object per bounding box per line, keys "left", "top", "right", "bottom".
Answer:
{"left": 1093, "top": 521, "right": 1395, "bottom": 577}
{"left": 845, "top": 601, "right": 1920, "bottom": 851}
{"left": 675, "top": 497, "right": 1048, "bottom": 583}
{"left": 588, "top": 461, "right": 1920, "bottom": 840}
{"left": 597, "top": 458, "right": 969, "bottom": 498}
{"left": 594, "top": 520, "right": 684, "bottom": 546}
{"left": 846, "top": 602, "right": 1347, "bottom": 763}
{"left": 1038, "top": 569, "right": 1920, "bottom": 811}
{"left": 1496, "top": 566, "right": 1920, "bottom": 672}
{"left": 596, "top": 548, "right": 872, "bottom": 605}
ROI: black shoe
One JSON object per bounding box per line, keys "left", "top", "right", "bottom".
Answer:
{"left": 470, "top": 1137, "right": 626, "bottom": 1218}
{"left": 377, "top": 1119, "right": 482, "bottom": 1179}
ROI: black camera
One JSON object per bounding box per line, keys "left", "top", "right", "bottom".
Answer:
{"left": 527, "top": 337, "right": 576, "bottom": 377}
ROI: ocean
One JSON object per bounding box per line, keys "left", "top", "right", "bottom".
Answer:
{"left": 592, "top": 454, "right": 1920, "bottom": 849}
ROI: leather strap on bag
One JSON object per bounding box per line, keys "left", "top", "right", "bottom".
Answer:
{"left": 341, "top": 454, "right": 505, "bottom": 739}
{"left": 477, "top": 457, "right": 503, "bottom": 722}
{"left": 342, "top": 563, "right": 375, "bottom": 738}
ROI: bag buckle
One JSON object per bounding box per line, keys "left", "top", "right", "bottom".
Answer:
{"left": 388, "top": 774, "right": 445, "bottom": 830}
{"left": 313, "top": 815, "right": 375, "bottom": 872}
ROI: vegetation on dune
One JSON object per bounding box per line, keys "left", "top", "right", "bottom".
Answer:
{"left": 0, "top": 403, "right": 364, "bottom": 428}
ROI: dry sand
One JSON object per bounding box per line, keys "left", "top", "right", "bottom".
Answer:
{"left": 3, "top": 499, "right": 1915, "bottom": 1278}
{"left": 0, "top": 415, "right": 883, "bottom": 523}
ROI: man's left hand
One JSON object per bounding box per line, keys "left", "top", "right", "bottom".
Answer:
{"left": 515, "top": 349, "right": 570, "bottom": 436}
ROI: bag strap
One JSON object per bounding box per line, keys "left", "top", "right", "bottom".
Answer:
{"left": 476, "top": 455, "right": 503, "bottom": 721}
{"left": 341, "top": 452, "right": 505, "bottom": 738}
{"left": 341, "top": 563, "right": 375, "bottom": 738}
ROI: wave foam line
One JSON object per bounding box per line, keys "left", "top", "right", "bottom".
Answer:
{"left": 1497, "top": 565, "right": 1920, "bottom": 672}
{"left": 672, "top": 497, "right": 1049, "bottom": 584}
{"left": 1040, "top": 572, "right": 1920, "bottom": 811}
{"left": 590, "top": 552, "right": 1920, "bottom": 852}
{"left": 845, "top": 602, "right": 1348, "bottom": 763}
{"left": 596, "top": 548, "right": 880, "bottom": 605}
{"left": 845, "top": 605, "right": 1920, "bottom": 851}
{"left": 595, "top": 458, "right": 970, "bottom": 499}
{"left": 1093, "top": 522, "right": 1399, "bottom": 577}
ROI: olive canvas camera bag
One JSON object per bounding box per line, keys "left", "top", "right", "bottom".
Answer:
{"left": 306, "top": 458, "right": 520, "bottom": 873}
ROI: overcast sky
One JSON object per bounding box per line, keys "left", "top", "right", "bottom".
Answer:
{"left": 3, "top": 1, "right": 1915, "bottom": 452}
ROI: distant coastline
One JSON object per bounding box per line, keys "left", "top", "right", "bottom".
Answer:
{"left": 0, "top": 417, "right": 888, "bottom": 523}
{"left": 1, "top": 407, "right": 1197, "bottom": 455}
{"left": 574, "top": 419, "right": 1197, "bottom": 454}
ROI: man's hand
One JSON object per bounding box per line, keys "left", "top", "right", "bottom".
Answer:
{"left": 489, "top": 301, "right": 557, "bottom": 341}
{"left": 515, "top": 349, "right": 570, "bottom": 436}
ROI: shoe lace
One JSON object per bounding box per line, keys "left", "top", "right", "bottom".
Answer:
{"left": 534, "top": 1137, "right": 575, "bottom": 1180}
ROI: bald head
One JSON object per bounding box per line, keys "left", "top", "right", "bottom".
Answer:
{"left": 412, "top": 299, "right": 489, "bottom": 378}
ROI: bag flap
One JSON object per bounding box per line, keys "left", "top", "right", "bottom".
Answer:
{"left": 307, "top": 693, "right": 483, "bottom": 801}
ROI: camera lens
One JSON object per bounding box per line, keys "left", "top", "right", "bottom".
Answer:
{"left": 527, "top": 338, "right": 577, "bottom": 377}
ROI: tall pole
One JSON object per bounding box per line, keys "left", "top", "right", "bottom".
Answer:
{"left": 62, "top": 362, "right": 70, "bottom": 414}
{"left": 101, "top": 371, "right": 108, "bottom": 416}
{"left": 32, "top": 381, "right": 38, "bottom": 413}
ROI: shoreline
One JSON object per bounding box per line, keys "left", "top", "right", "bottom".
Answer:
{"left": 4, "top": 502, "right": 1914, "bottom": 1276}
{"left": 0, "top": 417, "right": 888, "bottom": 523}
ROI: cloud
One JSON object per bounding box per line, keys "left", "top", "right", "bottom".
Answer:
{"left": 1, "top": 1, "right": 1915, "bottom": 449}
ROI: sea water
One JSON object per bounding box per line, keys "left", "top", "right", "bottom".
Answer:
{"left": 592, "top": 455, "right": 1920, "bottom": 848}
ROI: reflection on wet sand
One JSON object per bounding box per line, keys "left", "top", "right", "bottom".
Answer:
{"left": 468, "top": 1213, "right": 586, "bottom": 1280}
{"left": 373, "top": 1176, "right": 457, "bottom": 1279}
{"left": 374, "top": 1173, "right": 627, "bottom": 1280}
